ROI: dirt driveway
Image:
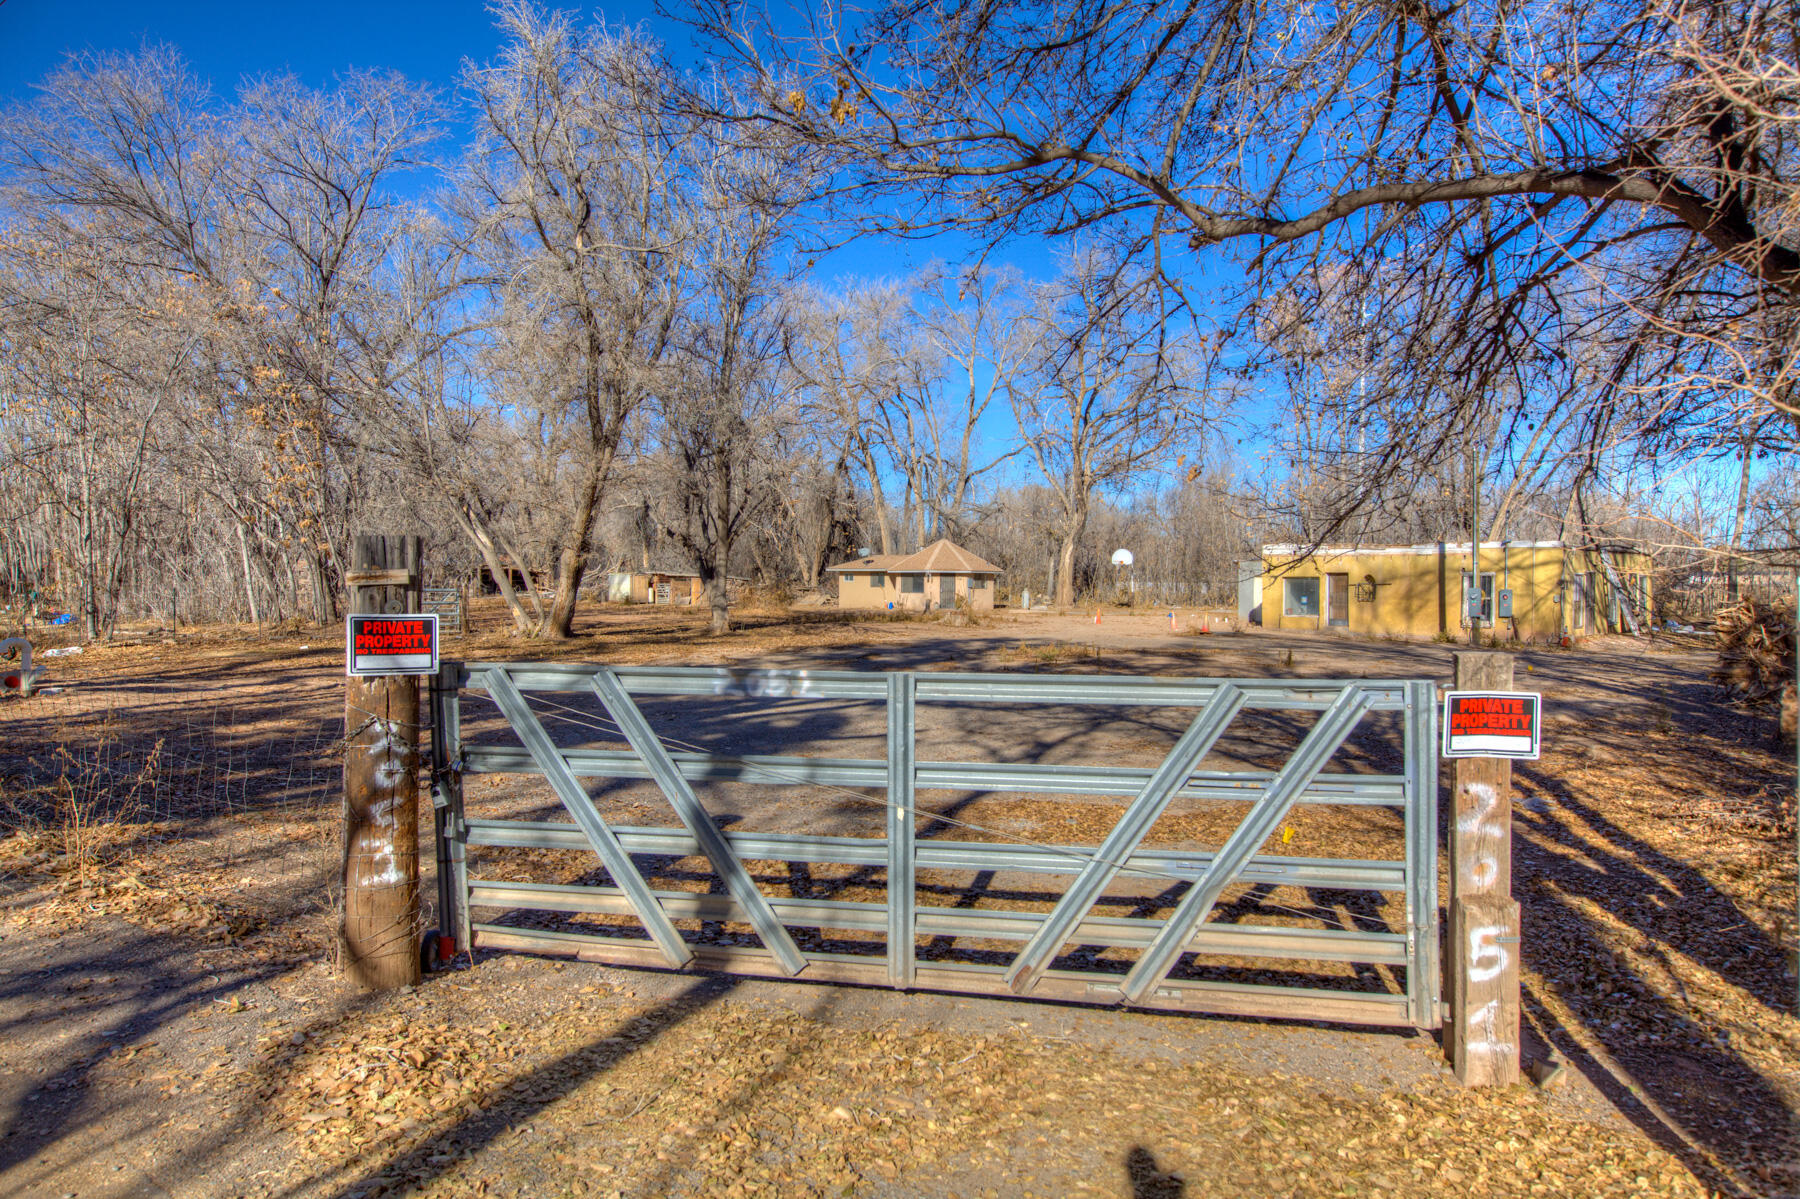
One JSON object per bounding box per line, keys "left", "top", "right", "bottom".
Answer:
{"left": 1, "top": 605, "right": 1795, "bottom": 1198}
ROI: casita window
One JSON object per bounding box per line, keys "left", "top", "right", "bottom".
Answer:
{"left": 1283, "top": 577, "right": 1320, "bottom": 617}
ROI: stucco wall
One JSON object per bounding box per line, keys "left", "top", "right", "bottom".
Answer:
{"left": 836, "top": 570, "right": 999, "bottom": 611}
{"left": 836, "top": 571, "right": 892, "bottom": 610}
{"left": 1261, "top": 545, "right": 1654, "bottom": 642}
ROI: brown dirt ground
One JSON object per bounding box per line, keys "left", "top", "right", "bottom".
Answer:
{"left": 0, "top": 600, "right": 1796, "bottom": 1199}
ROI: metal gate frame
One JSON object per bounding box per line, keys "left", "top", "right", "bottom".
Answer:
{"left": 421, "top": 587, "right": 464, "bottom": 634}
{"left": 428, "top": 663, "right": 1441, "bottom": 1029}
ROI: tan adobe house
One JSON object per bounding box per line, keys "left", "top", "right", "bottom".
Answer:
{"left": 827, "top": 539, "right": 1002, "bottom": 612}
{"left": 1248, "top": 540, "right": 1653, "bottom": 642}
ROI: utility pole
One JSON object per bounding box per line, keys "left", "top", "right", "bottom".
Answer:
{"left": 342, "top": 533, "right": 424, "bottom": 989}
{"left": 1469, "top": 447, "right": 1483, "bottom": 647}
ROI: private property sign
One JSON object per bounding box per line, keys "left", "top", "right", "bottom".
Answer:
{"left": 346, "top": 614, "right": 439, "bottom": 677}
{"left": 1442, "top": 690, "right": 1541, "bottom": 759}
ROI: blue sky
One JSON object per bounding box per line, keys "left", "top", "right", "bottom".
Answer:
{"left": 0, "top": 0, "right": 1058, "bottom": 280}
{"left": 2, "top": 1, "right": 532, "bottom": 104}
{"left": 0, "top": 0, "right": 1236, "bottom": 497}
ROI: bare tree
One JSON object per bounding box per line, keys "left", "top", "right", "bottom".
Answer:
{"left": 689, "top": 0, "right": 1800, "bottom": 537}
{"left": 1, "top": 47, "right": 437, "bottom": 632}
{"left": 656, "top": 143, "right": 795, "bottom": 634}
{"left": 1015, "top": 251, "right": 1197, "bottom": 606}
{"left": 454, "top": 1, "right": 687, "bottom": 637}
{"left": 912, "top": 265, "right": 1029, "bottom": 540}
{"left": 789, "top": 281, "right": 913, "bottom": 554}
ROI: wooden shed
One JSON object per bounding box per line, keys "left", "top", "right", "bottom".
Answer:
{"left": 609, "top": 570, "right": 745, "bottom": 605}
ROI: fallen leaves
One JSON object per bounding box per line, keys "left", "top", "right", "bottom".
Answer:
{"left": 255, "top": 1012, "right": 521, "bottom": 1156}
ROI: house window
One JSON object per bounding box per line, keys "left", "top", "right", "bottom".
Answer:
{"left": 870, "top": 572, "right": 884, "bottom": 586}
{"left": 900, "top": 575, "right": 923, "bottom": 594}
{"left": 969, "top": 576, "right": 988, "bottom": 590}
{"left": 1283, "top": 577, "right": 1320, "bottom": 617}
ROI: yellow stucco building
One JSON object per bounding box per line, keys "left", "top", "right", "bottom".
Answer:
{"left": 1249, "top": 541, "right": 1654, "bottom": 642}
{"left": 828, "top": 539, "right": 1002, "bottom": 612}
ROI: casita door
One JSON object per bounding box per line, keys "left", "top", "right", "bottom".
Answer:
{"left": 1327, "top": 573, "right": 1350, "bottom": 627}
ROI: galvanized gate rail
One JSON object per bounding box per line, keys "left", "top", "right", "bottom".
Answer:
{"left": 428, "top": 663, "right": 1441, "bottom": 1029}
{"left": 422, "top": 587, "right": 464, "bottom": 634}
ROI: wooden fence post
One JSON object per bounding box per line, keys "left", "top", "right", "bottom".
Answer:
{"left": 1448, "top": 650, "right": 1521, "bottom": 1086}
{"left": 342, "top": 533, "right": 423, "bottom": 990}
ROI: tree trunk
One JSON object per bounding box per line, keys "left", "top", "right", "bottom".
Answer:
{"left": 543, "top": 543, "right": 587, "bottom": 639}
{"left": 708, "top": 578, "right": 730, "bottom": 634}
{"left": 237, "top": 522, "right": 262, "bottom": 627}
{"left": 307, "top": 550, "right": 334, "bottom": 626}
{"left": 1728, "top": 430, "right": 1754, "bottom": 603}
{"left": 699, "top": 553, "right": 731, "bottom": 634}
{"left": 541, "top": 463, "right": 605, "bottom": 640}
{"left": 1054, "top": 515, "right": 1083, "bottom": 608}
{"left": 862, "top": 445, "right": 894, "bottom": 555}
{"left": 453, "top": 501, "right": 535, "bottom": 635}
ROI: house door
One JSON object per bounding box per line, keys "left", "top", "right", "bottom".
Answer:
{"left": 1327, "top": 573, "right": 1350, "bottom": 626}
{"left": 938, "top": 575, "right": 956, "bottom": 609}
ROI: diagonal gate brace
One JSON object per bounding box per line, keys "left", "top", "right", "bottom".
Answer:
{"left": 481, "top": 670, "right": 694, "bottom": 969}
{"left": 1120, "top": 683, "right": 1376, "bottom": 1006}
{"left": 590, "top": 670, "right": 808, "bottom": 977}
{"left": 1004, "top": 683, "right": 1247, "bottom": 995}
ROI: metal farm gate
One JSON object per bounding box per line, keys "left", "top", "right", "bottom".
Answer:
{"left": 421, "top": 587, "right": 465, "bottom": 633}
{"left": 427, "top": 664, "right": 1441, "bottom": 1029}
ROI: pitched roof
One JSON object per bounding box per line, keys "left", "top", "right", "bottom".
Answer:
{"left": 890, "top": 538, "right": 1002, "bottom": 575}
{"left": 826, "top": 539, "right": 1002, "bottom": 575}
{"left": 824, "top": 553, "right": 907, "bottom": 573}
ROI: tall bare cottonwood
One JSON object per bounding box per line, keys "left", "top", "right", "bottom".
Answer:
{"left": 656, "top": 145, "right": 794, "bottom": 635}
{"left": 455, "top": 2, "right": 687, "bottom": 638}
{"left": 1015, "top": 252, "right": 1196, "bottom": 607}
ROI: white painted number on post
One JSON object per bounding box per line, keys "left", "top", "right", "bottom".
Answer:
{"left": 1467, "top": 924, "right": 1509, "bottom": 983}
{"left": 1463, "top": 998, "right": 1517, "bottom": 1057}
{"left": 1457, "top": 780, "right": 1503, "bottom": 890}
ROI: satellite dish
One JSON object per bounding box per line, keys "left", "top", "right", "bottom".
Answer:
{"left": 1111, "top": 548, "right": 1134, "bottom": 567}
{"left": 856, "top": 547, "right": 874, "bottom": 557}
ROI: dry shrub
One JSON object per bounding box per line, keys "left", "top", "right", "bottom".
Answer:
{"left": 1711, "top": 597, "right": 1797, "bottom": 741}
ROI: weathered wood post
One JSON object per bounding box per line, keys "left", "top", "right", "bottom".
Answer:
{"left": 342, "top": 534, "right": 424, "bottom": 990}
{"left": 1448, "top": 650, "right": 1522, "bottom": 1086}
